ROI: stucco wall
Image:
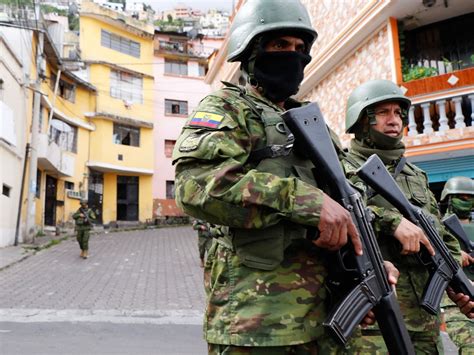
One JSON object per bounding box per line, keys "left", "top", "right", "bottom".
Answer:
{"left": 303, "top": 26, "right": 392, "bottom": 145}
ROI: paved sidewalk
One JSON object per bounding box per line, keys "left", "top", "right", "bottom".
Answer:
{"left": 0, "top": 226, "right": 205, "bottom": 312}
{"left": 0, "top": 233, "right": 65, "bottom": 271}
{"left": 0, "top": 227, "right": 459, "bottom": 354}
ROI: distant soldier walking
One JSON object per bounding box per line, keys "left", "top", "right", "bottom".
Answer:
{"left": 73, "top": 199, "right": 96, "bottom": 259}
{"left": 192, "top": 219, "right": 213, "bottom": 267}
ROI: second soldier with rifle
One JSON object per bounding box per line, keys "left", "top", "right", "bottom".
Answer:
{"left": 341, "top": 79, "right": 473, "bottom": 353}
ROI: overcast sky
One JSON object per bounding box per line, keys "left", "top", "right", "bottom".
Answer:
{"left": 145, "top": 0, "right": 234, "bottom": 12}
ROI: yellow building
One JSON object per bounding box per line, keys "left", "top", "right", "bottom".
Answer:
{"left": 18, "top": 26, "right": 97, "bottom": 237}
{"left": 79, "top": 1, "right": 155, "bottom": 224}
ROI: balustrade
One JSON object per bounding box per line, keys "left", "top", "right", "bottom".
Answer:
{"left": 407, "top": 94, "right": 473, "bottom": 136}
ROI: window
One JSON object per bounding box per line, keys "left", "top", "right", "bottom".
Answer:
{"left": 50, "top": 74, "right": 76, "bottom": 102}
{"left": 198, "top": 64, "right": 207, "bottom": 77}
{"left": 49, "top": 120, "right": 78, "bottom": 153}
{"left": 166, "top": 180, "right": 175, "bottom": 199}
{"left": 113, "top": 123, "right": 140, "bottom": 147}
{"left": 0, "top": 101, "right": 16, "bottom": 146}
{"left": 165, "top": 99, "right": 188, "bottom": 115}
{"left": 36, "top": 170, "right": 41, "bottom": 198}
{"left": 65, "top": 181, "right": 74, "bottom": 190}
{"left": 2, "top": 184, "right": 11, "bottom": 197}
{"left": 110, "top": 70, "right": 143, "bottom": 104}
{"left": 164, "top": 59, "right": 188, "bottom": 75}
{"left": 101, "top": 29, "right": 141, "bottom": 58}
{"left": 164, "top": 140, "right": 176, "bottom": 158}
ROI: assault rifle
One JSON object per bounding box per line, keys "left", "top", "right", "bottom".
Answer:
{"left": 80, "top": 208, "right": 92, "bottom": 225}
{"left": 442, "top": 214, "right": 474, "bottom": 276}
{"left": 357, "top": 154, "right": 474, "bottom": 314}
{"left": 282, "top": 103, "right": 414, "bottom": 354}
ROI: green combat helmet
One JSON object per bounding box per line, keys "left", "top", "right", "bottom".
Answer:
{"left": 441, "top": 176, "right": 474, "bottom": 201}
{"left": 226, "top": 0, "right": 317, "bottom": 63}
{"left": 345, "top": 79, "right": 411, "bottom": 133}
{"left": 80, "top": 199, "right": 88, "bottom": 205}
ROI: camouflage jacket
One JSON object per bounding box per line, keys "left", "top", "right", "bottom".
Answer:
{"left": 342, "top": 147, "right": 462, "bottom": 333}
{"left": 72, "top": 207, "right": 96, "bottom": 231}
{"left": 172, "top": 84, "right": 340, "bottom": 347}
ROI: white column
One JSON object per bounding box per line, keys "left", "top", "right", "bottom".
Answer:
{"left": 421, "top": 103, "right": 433, "bottom": 134}
{"left": 452, "top": 97, "right": 466, "bottom": 128}
{"left": 468, "top": 95, "right": 474, "bottom": 123}
{"left": 436, "top": 99, "right": 449, "bottom": 131}
{"left": 407, "top": 105, "right": 417, "bottom": 136}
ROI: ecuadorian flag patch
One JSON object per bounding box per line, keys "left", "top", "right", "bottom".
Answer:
{"left": 189, "top": 111, "right": 224, "bottom": 128}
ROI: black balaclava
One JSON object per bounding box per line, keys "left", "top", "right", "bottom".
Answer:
{"left": 243, "top": 31, "right": 312, "bottom": 102}
{"left": 253, "top": 51, "right": 311, "bottom": 102}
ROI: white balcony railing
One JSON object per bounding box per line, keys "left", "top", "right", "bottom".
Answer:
{"left": 407, "top": 94, "right": 474, "bottom": 136}
{"left": 37, "top": 133, "right": 75, "bottom": 177}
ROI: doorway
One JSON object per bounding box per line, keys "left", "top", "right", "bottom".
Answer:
{"left": 117, "top": 176, "right": 139, "bottom": 221}
{"left": 44, "top": 175, "right": 57, "bottom": 226}
{"left": 88, "top": 169, "right": 104, "bottom": 224}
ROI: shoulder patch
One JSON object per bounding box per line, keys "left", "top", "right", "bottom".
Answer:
{"left": 178, "top": 132, "right": 211, "bottom": 152}
{"left": 189, "top": 111, "right": 224, "bottom": 128}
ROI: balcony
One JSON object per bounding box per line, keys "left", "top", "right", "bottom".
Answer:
{"left": 155, "top": 40, "right": 213, "bottom": 59}
{"left": 37, "top": 133, "right": 75, "bottom": 177}
{"left": 406, "top": 93, "right": 473, "bottom": 137}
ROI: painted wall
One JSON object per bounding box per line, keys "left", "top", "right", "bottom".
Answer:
{"left": 0, "top": 33, "right": 29, "bottom": 247}
{"left": 79, "top": 16, "right": 154, "bottom": 77}
{"left": 303, "top": 26, "right": 392, "bottom": 144}
{"left": 152, "top": 34, "right": 223, "bottom": 201}
{"left": 79, "top": 9, "right": 155, "bottom": 223}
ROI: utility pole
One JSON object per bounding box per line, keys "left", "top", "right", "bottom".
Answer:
{"left": 24, "top": 2, "right": 43, "bottom": 243}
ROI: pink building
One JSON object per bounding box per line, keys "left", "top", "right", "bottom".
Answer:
{"left": 152, "top": 30, "right": 223, "bottom": 220}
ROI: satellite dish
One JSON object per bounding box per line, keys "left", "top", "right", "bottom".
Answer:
{"left": 51, "top": 119, "right": 72, "bottom": 132}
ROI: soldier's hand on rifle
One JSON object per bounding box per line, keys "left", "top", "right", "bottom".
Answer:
{"left": 383, "top": 260, "right": 400, "bottom": 286}
{"left": 461, "top": 251, "right": 474, "bottom": 268}
{"left": 80, "top": 213, "right": 85, "bottom": 218}
{"left": 315, "top": 193, "right": 362, "bottom": 255}
{"left": 393, "top": 217, "right": 435, "bottom": 256}
{"left": 446, "top": 286, "right": 474, "bottom": 319}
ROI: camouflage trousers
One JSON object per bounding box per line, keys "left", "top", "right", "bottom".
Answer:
{"left": 76, "top": 229, "right": 90, "bottom": 251}
{"left": 343, "top": 328, "right": 444, "bottom": 355}
{"left": 208, "top": 341, "right": 318, "bottom": 354}
{"left": 443, "top": 305, "right": 474, "bottom": 354}
{"left": 198, "top": 236, "right": 213, "bottom": 260}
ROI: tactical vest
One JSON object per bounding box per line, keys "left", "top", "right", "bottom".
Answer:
{"left": 218, "top": 83, "right": 318, "bottom": 270}
{"left": 343, "top": 152, "right": 433, "bottom": 265}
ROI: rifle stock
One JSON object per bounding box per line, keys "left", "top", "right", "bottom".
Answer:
{"left": 357, "top": 154, "right": 474, "bottom": 314}
{"left": 443, "top": 214, "right": 474, "bottom": 253}
{"left": 442, "top": 214, "right": 474, "bottom": 276}
{"left": 282, "top": 103, "right": 414, "bottom": 354}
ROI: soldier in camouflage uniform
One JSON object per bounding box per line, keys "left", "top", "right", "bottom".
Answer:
{"left": 341, "top": 79, "right": 473, "bottom": 354}
{"left": 193, "top": 219, "right": 215, "bottom": 267}
{"left": 72, "top": 199, "right": 96, "bottom": 259}
{"left": 171, "top": 0, "right": 382, "bottom": 353}
{"left": 440, "top": 177, "right": 474, "bottom": 354}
